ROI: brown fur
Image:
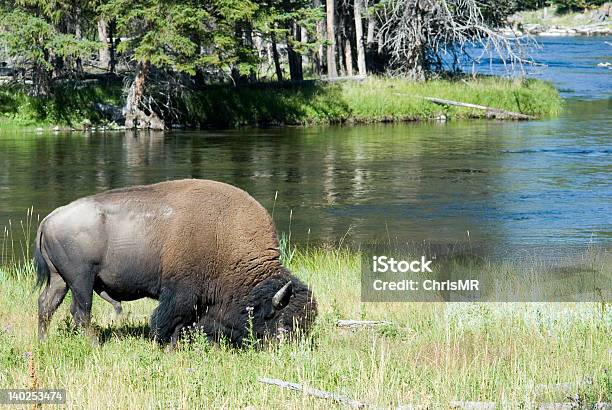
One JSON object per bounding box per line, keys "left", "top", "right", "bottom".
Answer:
{"left": 35, "top": 179, "right": 317, "bottom": 345}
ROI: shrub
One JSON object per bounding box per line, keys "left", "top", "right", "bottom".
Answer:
{"left": 553, "top": 0, "right": 606, "bottom": 11}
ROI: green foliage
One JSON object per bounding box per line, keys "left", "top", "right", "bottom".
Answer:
{"left": 100, "top": 0, "right": 214, "bottom": 73}
{"left": 515, "top": 0, "right": 551, "bottom": 11}
{"left": 0, "top": 82, "right": 122, "bottom": 126}
{"left": 0, "top": 10, "right": 97, "bottom": 72}
{"left": 0, "top": 0, "right": 564, "bottom": 125}
{"left": 553, "top": 0, "right": 606, "bottom": 11}
{"left": 513, "top": 0, "right": 606, "bottom": 11}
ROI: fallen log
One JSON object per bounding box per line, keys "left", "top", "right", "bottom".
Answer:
{"left": 419, "top": 96, "right": 535, "bottom": 120}
{"left": 258, "top": 377, "right": 368, "bottom": 408}
{"left": 323, "top": 74, "right": 368, "bottom": 82}
{"left": 537, "top": 404, "right": 575, "bottom": 410}
{"left": 450, "top": 401, "right": 496, "bottom": 410}
{"left": 533, "top": 380, "right": 591, "bottom": 394}
{"left": 337, "top": 320, "right": 391, "bottom": 329}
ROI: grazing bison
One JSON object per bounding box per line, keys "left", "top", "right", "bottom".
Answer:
{"left": 35, "top": 179, "right": 317, "bottom": 346}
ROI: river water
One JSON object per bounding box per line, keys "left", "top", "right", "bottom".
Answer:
{"left": 0, "top": 37, "right": 610, "bottom": 255}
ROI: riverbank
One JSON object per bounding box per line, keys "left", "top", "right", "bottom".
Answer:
{"left": 0, "top": 247, "right": 609, "bottom": 408}
{"left": 508, "top": 4, "right": 612, "bottom": 36}
{"left": 0, "top": 76, "right": 562, "bottom": 130}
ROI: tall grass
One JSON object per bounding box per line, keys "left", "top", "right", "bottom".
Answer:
{"left": 0, "top": 243, "right": 608, "bottom": 408}
{"left": 1, "top": 206, "right": 38, "bottom": 281}
{"left": 343, "top": 77, "right": 563, "bottom": 122}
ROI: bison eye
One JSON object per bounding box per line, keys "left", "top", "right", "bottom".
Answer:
{"left": 264, "top": 307, "right": 275, "bottom": 320}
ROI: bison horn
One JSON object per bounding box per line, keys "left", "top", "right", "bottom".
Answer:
{"left": 272, "top": 281, "right": 293, "bottom": 309}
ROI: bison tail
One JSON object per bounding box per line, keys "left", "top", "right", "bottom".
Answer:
{"left": 34, "top": 228, "right": 50, "bottom": 289}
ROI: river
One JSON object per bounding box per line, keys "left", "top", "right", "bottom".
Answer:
{"left": 0, "top": 37, "right": 610, "bottom": 256}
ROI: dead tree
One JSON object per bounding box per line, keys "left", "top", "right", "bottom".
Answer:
{"left": 344, "top": 37, "right": 353, "bottom": 76}
{"left": 124, "top": 61, "right": 165, "bottom": 129}
{"left": 377, "top": 0, "right": 533, "bottom": 79}
{"left": 354, "top": 0, "right": 367, "bottom": 76}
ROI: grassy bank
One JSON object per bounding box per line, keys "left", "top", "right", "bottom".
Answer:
{"left": 512, "top": 5, "right": 612, "bottom": 32}
{"left": 0, "top": 82, "right": 123, "bottom": 129}
{"left": 0, "top": 76, "right": 562, "bottom": 129}
{"left": 0, "top": 247, "right": 609, "bottom": 408}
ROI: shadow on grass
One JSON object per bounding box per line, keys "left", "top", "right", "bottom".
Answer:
{"left": 0, "top": 81, "right": 123, "bottom": 126}
{"left": 181, "top": 81, "right": 351, "bottom": 128}
{"left": 97, "top": 321, "right": 151, "bottom": 344}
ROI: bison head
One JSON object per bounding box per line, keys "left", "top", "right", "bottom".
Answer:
{"left": 236, "top": 274, "right": 317, "bottom": 346}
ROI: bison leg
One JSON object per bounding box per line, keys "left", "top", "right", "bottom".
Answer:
{"left": 98, "top": 290, "right": 123, "bottom": 316}
{"left": 38, "top": 270, "right": 69, "bottom": 341}
{"left": 150, "top": 285, "right": 197, "bottom": 346}
{"left": 67, "top": 274, "right": 98, "bottom": 343}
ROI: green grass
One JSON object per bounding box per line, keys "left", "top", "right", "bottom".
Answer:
{"left": 0, "top": 76, "right": 562, "bottom": 129}
{"left": 0, "top": 246, "right": 609, "bottom": 408}
{"left": 0, "top": 82, "right": 123, "bottom": 129}
{"left": 183, "top": 77, "right": 562, "bottom": 127}
{"left": 516, "top": 5, "right": 612, "bottom": 27}
{"left": 339, "top": 77, "right": 562, "bottom": 123}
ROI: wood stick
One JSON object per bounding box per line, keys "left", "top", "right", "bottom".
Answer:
{"left": 531, "top": 376, "right": 594, "bottom": 396}
{"left": 450, "top": 401, "right": 496, "bottom": 410}
{"left": 337, "top": 320, "right": 392, "bottom": 328}
{"left": 323, "top": 74, "right": 368, "bottom": 82}
{"left": 419, "top": 96, "right": 535, "bottom": 120}
{"left": 258, "top": 377, "right": 368, "bottom": 408}
{"left": 533, "top": 380, "right": 590, "bottom": 393}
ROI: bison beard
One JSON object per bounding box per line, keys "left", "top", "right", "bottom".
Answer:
{"left": 34, "top": 179, "right": 317, "bottom": 347}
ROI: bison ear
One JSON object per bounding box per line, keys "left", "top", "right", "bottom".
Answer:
{"left": 272, "top": 281, "right": 293, "bottom": 309}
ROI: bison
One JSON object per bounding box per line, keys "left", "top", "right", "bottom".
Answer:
{"left": 35, "top": 179, "right": 317, "bottom": 346}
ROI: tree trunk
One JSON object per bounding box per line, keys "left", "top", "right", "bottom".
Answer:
{"left": 75, "top": 6, "right": 83, "bottom": 76}
{"left": 366, "top": 17, "right": 376, "bottom": 45}
{"left": 287, "top": 22, "right": 303, "bottom": 81}
{"left": 312, "top": 0, "right": 324, "bottom": 75}
{"left": 33, "top": 52, "right": 52, "bottom": 97}
{"left": 98, "top": 18, "right": 111, "bottom": 71}
{"left": 125, "top": 61, "right": 164, "bottom": 129}
{"left": 52, "top": 54, "right": 63, "bottom": 79}
{"left": 271, "top": 34, "right": 283, "bottom": 81}
{"left": 245, "top": 27, "right": 257, "bottom": 82}
{"left": 108, "top": 20, "right": 117, "bottom": 74}
{"left": 254, "top": 34, "right": 265, "bottom": 61}
{"left": 354, "top": 0, "right": 367, "bottom": 76}
{"left": 232, "top": 23, "right": 244, "bottom": 84}
{"left": 301, "top": 25, "right": 308, "bottom": 75}
{"left": 266, "top": 41, "right": 273, "bottom": 65}
{"left": 337, "top": 33, "right": 346, "bottom": 76}
{"left": 344, "top": 37, "right": 353, "bottom": 77}
{"left": 326, "top": 0, "right": 338, "bottom": 78}
{"left": 408, "top": 3, "right": 426, "bottom": 81}
{"left": 230, "top": 66, "right": 241, "bottom": 85}
{"left": 313, "top": 0, "right": 324, "bottom": 76}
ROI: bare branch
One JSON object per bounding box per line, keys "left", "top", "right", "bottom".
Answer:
{"left": 376, "top": 0, "right": 535, "bottom": 78}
